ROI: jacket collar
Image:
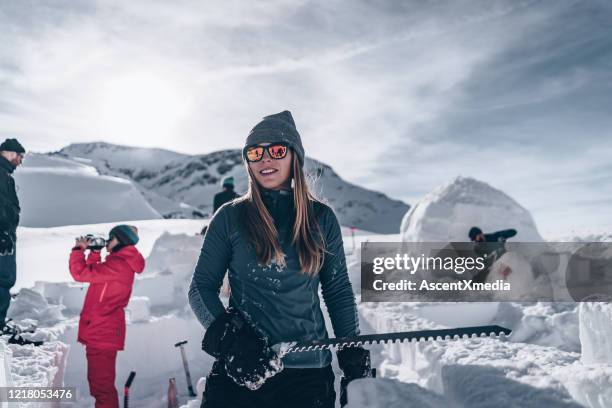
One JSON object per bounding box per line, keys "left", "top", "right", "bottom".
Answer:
{"left": 0, "top": 156, "right": 15, "bottom": 174}
{"left": 261, "top": 187, "right": 292, "bottom": 198}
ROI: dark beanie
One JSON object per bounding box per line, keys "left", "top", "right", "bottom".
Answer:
{"left": 108, "top": 225, "right": 139, "bottom": 246}
{"left": 243, "top": 110, "right": 305, "bottom": 166}
{"left": 468, "top": 227, "right": 483, "bottom": 241}
{"left": 0, "top": 138, "right": 25, "bottom": 154}
{"left": 222, "top": 176, "right": 235, "bottom": 188}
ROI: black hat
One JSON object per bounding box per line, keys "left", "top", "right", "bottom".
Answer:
{"left": 222, "top": 176, "right": 235, "bottom": 188}
{"left": 243, "top": 110, "right": 305, "bottom": 166}
{"left": 0, "top": 138, "right": 25, "bottom": 154}
{"left": 108, "top": 225, "right": 139, "bottom": 246}
{"left": 468, "top": 227, "right": 483, "bottom": 241}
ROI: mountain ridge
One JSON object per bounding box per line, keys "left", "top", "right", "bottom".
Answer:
{"left": 53, "top": 142, "right": 409, "bottom": 233}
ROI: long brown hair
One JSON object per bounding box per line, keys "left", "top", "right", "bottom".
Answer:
{"left": 238, "top": 154, "right": 326, "bottom": 276}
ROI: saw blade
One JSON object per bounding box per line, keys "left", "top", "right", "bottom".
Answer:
{"left": 283, "top": 325, "right": 511, "bottom": 353}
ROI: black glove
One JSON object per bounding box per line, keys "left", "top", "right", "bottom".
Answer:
{"left": 337, "top": 346, "right": 374, "bottom": 407}
{"left": 0, "top": 231, "right": 14, "bottom": 256}
{"left": 202, "top": 307, "right": 283, "bottom": 390}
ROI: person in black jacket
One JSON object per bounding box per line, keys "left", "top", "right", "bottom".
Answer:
{"left": 202, "top": 177, "right": 240, "bottom": 236}
{"left": 189, "top": 111, "right": 371, "bottom": 408}
{"left": 469, "top": 226, "right": 517, "bottom": 283}
{"left": 468, "top": 227, "right": 517, "bottom": 244}
{"left": 213, "top": 176, "right": 239, "bottom": 214}
{"left": 0, "top": 138, "right": 25, "bottom": 328}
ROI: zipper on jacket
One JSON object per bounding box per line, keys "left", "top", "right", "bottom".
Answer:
{"left": 99, "top": 283, "right": 108, "bottom": 302}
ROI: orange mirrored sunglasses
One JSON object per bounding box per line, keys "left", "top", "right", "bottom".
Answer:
{"left": 245, "top": 143, "right": 289, "bottom": 162}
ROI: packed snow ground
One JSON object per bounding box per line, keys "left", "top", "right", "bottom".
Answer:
{"left": 3, "top": 219, "right": 611, "bottom": 407}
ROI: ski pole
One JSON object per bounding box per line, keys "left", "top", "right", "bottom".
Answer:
{"left": 174, "top": 340, "right": 197, "bottom": 397}
{"left": 124, "top": 371, "right": 136, "bottom": 408}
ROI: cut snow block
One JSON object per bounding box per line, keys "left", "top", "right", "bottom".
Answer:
{"left": 7, "top": 288, "right": 64, "bottom": 325}
{"left": 555, "top": 363, "right": 612, "bottom": 408}
{"left": 32, "top": 281, "right": 88, "bottom": 312}
{"left": 0, "top": 340, "right": 14, "bottom": 387}
{"left": 127, "top": 297, "right": 151, "bottom": 323}
{"left": 443, "top": 364, "right": 582, "bottom": 408}
{"left": 145, "top": 232, "right": 203, "bottom": 290}
{"left": 579, "top": 302, "right": 612, "bottom": 364}
{"left": 8, "top": 341, "right": 70, "bottom": 396}
{"left": 132, "top": 272, "right": 175, "bottom": 308}
{"left": 347, "top": 377, "right": 448, "bottom": 408}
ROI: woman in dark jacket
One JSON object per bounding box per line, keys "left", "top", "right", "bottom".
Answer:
{"left": 189, "top": 111, "right": 371, "bottom": 408}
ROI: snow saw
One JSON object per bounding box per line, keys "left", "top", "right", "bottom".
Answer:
{"left": 279, "top": 324, "right": 511, "bottom": 353}
{"left": 277, "top": 325, "right": 511, "bottom": 408}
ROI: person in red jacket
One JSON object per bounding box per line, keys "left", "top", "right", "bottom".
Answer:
{"left": 69, "top": 225, "right": 145, "bottom": 408}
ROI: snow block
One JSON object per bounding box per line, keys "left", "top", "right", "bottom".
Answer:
{"left": 347, "top": 377, "right": 448, "bottom": 408}
{"left": 360, "top": 302, "right": 585, "bottom": 406}
{"left": 32, "top": 281, "right": 88, "bottom": 313}
{"left": 8, "top": 288, "right": 64, "bottom": 325}
{"left": 443, "top": 364, "right": 582, "bottom": 408}
{"left": 555, "top": 363, "right": 612, "bottom": 408}
{"left": 132, "top": 272, "right": 175, "bottom": 308}
{"left": 0, "top": 341, "right": 14, "bottom": 388}
{"left": 127, "top": 297, "right": 151, "bottom": 323}
{"left": 579, "top": 302, "right": 612, "bottom": 364}
{"left": 9, "top": 340, "right": 70, "bottom": 400}
{"left": 145, "top": 232, "right": 203, "bottom": 290}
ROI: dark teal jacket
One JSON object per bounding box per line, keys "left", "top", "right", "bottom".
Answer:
{"left": 188, "top": 189, "right": 359, "bottom": 368}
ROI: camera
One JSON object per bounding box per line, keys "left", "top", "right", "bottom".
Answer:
{"left": 81, "top": 234, "right": 107, "bottom": 250}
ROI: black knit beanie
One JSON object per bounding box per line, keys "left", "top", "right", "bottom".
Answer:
{"left": 0, "top": 138, "right": 25, "bottom": 154}
{"left": 243, "top": 110, "right": 305, "bottom": 166}
{"left": 468, "top": 227, "right": 483, "bottom": 241}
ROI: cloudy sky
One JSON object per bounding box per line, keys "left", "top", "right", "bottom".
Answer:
{"left": 1, "top": 0, "right": 611, "bottom": 235}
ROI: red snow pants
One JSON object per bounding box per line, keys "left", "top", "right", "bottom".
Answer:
{"left": 86, "top": 347, "right": 119, "bottom": 408}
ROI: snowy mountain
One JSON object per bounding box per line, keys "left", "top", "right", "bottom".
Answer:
{"left": 400, "top": 176, "right": 543, "bottom": 242}
{"left": 14, "top": 153, "right": 161, "bottom": 227}
{"left": 58, "top": 142, "right": 188, "bottom": 172}
{"left": 54, "top": 142, "right": 409, "bottom": 233}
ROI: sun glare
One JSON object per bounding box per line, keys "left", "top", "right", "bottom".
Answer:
{"left": 96, "top": 73, "right": 189, "bottom": 145}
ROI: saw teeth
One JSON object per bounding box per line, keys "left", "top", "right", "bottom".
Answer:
{"left": 285, "top": 327, "right": 510, "bottom": 353}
